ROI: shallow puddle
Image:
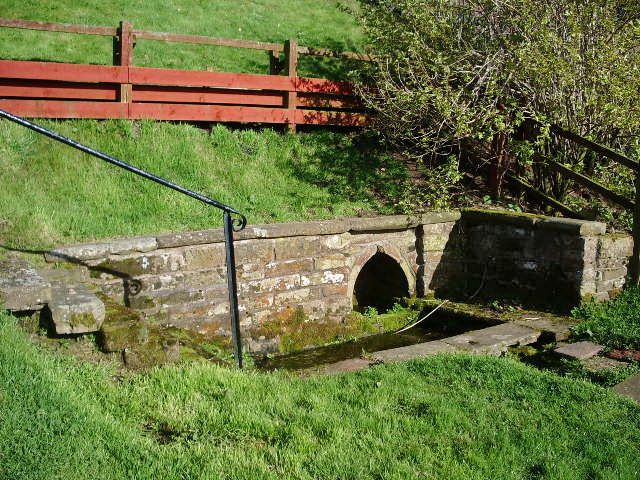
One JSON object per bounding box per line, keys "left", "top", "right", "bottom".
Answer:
{"left": 254, "top": 314, "right": 499, "bottom": 371}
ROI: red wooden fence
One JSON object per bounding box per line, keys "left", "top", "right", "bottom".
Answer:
{"left": 0, "top": 19, "right": 371, "bottom": 130}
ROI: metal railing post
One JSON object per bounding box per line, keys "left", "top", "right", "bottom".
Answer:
{"left": 223, "top": 211, "right": 243, "bottom": 367}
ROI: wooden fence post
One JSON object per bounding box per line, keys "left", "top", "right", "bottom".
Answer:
{"left": 268, "top": 50, "right": 281, "bottom": 75}
{"left": 116, "top": 21, "right": 133, "bottom": 104}
{"left": 630, "top": 170, "right": 640, "bottom": 286}
{"left": 284, "top": 38, "right": 297, "bottom": 133}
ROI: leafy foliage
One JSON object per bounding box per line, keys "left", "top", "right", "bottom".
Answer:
{"left": 573, "top": 287, "right": 640, "bottom": 350}
{"left": 352, "top": 0, "right": 640, "bottom": 205}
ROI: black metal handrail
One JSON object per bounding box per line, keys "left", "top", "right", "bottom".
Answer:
{"left": 0, "top": 108, "right": 246, "bottom": 367}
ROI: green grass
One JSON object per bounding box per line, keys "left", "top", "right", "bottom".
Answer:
{"left": 1, "top": 310, "right": 640, "bottom": 479}
{"left": 0, "top": 119, "right": 407, "bottom": 250}
{"left": 573, "top": 287, "right": 640, "bottom": 350}
{"left": 0, "top": 0, "right": 363, "bottom": 79}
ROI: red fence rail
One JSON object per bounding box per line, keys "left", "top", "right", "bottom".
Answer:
{"left": 0, "top": 18, "right": 371, "bottom": 130}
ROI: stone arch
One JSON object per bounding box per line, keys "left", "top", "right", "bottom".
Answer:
{"left": 348, "top": 243, "right": 415, "bottom": 313}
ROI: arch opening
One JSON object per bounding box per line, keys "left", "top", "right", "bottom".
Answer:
{"left": 353, "top": 252, "right": 409, "bottom": 313}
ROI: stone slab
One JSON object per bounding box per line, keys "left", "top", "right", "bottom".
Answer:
{"left": 554, "top": 341, "right": 603, "bottom": 360}
{"left": 371, "top": 340, "right": 455, "bottom": 363}
{"left": 315, "top": 358, "right": 373, "bottom": 375}
{"left": 442, "top": 323, "right": 541, "bottom": 355}
{"left": 48, "top": 284, "right": 105, "bottom": 335}
{"left": 613, "top": 374, "right": 640, "bottom": 403}
{"left": 0, "top": 257, "right": 51, "bottom": 311}
{"left": 511, "top": 316, "right": 576, "bottom": 342}
{"left": 582, "top": 356, "right": 627, "bottom": 373}
{"left": 46, "top": 237, "right": 157, "bottom": 262}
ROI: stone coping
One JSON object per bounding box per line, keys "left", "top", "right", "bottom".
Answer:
{"left": 45, "top": 209, "right": 607, "bottom": 263}
{"left": 462, "top": 208, "right": 606, "bottom": 235}
{"left": 45, "top": 212, "right": 462, "bottom": 262}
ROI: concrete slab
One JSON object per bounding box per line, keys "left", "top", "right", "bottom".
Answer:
{"left": 0, "top": 257, "right": 51, "bottom": 311}
{"left": 371, "top": 340, "right": 455, "bottom": 364}
{"left": 314, "top": 358, "right": 373, "bottom": 375}
{"left": 554, "top": 341, "right": 603, "bottom": 360}
{"left": 511, "top": 316, "right": 575, "bottom": 342}
{"left": 614, "top": 374, "right": 640, "bottom": 403}
{"left": 442, "top": 323, "right": 541, "bottom": 355}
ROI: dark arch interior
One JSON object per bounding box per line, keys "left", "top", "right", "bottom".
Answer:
{"left": 353, "top": 252, "right": 409, "bottom": 313}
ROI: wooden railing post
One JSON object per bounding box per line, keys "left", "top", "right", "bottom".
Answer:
{"left": 284, "top": 38, "right": 297, "bottom": 133}
{"left": 115, "top": 21, "right": 133, "bottom": 104}
{"left": 630, "top": 171, "right": 640, "bottom": 287}
{"left": 268, "top": 50, "right": 281, "bottom": 75}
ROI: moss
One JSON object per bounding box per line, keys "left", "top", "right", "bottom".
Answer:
{"left": 69, "top": 312, "right": 98, "bottom": 328}
{"left": 249, "top": 304, "right": 418, "bottom": 354}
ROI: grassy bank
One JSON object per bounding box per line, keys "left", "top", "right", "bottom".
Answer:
{"left": 0, "top": 119, "right": 406, "bottom": 250}
{"left": 1, "top": 311, "right": 639, "bottom": 479}
{"left": 0, "top": 0, "right": 362, "bottom": 78}
{"left": 573, "top": 287, "right": 640, "bottom": 350}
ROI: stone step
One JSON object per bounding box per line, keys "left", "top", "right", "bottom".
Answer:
{"left": 0, "top": 257, "right": 51, "bottom": 311}
{"left": 48, "top": 283, "right": 105, "bottom": 335}
{"left": 554, "top": 341, "right": 603, "bottom": 360}
{"left": 614, "top": 374, "right": 640, "bottom": 403}
{"left": 439, "top": 323, "right": 541, "bottom": 355}
{"left": 372, "top": 340, "right": 455, "bottom": 364}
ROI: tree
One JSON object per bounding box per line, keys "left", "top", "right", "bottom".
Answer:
{"left": 352, "top": 0, "right": 640, "bottom": 202}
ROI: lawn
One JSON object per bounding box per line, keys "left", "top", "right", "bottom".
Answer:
{"left": 0, "top": 1, "right": 403, "bottom": 251}
{"left": 573, "top": 287, "right": 640, "bottom": 350}
{"left": 0, "top": 0, "right": 363, "bottom": 78}
{"left": 1, "top": 311, "right": 639, "bottom": 479}
{"left": 0, "top": 119, "right": 407, "bottom": 250}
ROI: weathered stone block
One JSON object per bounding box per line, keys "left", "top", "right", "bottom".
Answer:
{"left": 46, "top": 236, "right": 157, "bottom": 262}
{"left": 263, "top": 258, "right": 314, "bottom": 278}
{"left": 554, "top": 341, "right": 603, "bottom": 360}
{"left": 422, "top": 235, "right": 451, "bottom": 252}
{"left": 0, "top": 258, "right": 51, "bottom": 311}
{"left": 274, "top": 236, "right": 322, "bottom": 260}
{"left": 314, "top": 254, "right": 348, "bottom": 270}
{"left": 48, "top": 284, "right": 105, "bottom": 335}
{"left": 321, "top": 283, "right": 349, "bottom": 297}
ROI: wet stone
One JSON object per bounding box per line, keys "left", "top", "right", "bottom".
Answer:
{"left": 554, "top": 341, "right": 603, "bottom": 360}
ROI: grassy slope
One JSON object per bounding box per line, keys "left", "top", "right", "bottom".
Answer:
{"left": 1, "top": 312, "right": 639, "bottom": 479}
{"left": 0, "top": 1, "right": 400, "bottom": 249}
{"left": 0, "top": 120, "right": 405, "bottom": 250}
{"left": 0, "top": 0, "right": 362, "bottom": 77}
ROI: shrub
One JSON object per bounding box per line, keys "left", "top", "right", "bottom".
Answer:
{"left": 352, "top": 0, "right": 640, "bottom": 199}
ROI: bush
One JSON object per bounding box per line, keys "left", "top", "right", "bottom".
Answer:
{"left": 352, "top": 0, "right": 640, "bottom": 199}
{"left": 572, "top": 287, "right": 640, "bottom": 350}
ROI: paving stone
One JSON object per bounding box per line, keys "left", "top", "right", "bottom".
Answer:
{"left": 582, "top": 356, "right": 627, "bottom": 372}
{"left": 442, "top": 323, "right": 541, "bottom": 355}
{"left": 371, "top": 340, "right": 455, "bottom": 363}
{"left": 554, "top": 341, "right": 603, "bottom": 360}
{"left": 48, "top": 284, "right": 105, "bottom": 335}
{"left": 315, "top": 358, "right": 373, "bottom": 375}
{"left": 0, "top": 257, "right": 51, "bottom": 311}
{"left": 613, "top": 374, "right": 640, "bottom": 403}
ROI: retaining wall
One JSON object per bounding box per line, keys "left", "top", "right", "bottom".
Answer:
{"left": 45, "top": 210, "right": 632, "bottom": 340}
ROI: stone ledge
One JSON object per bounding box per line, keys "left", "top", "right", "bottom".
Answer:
{"left": 46, "top": 237, "right": 157, "bottom": 262}
{"left": 462, "top": 208, "right": 606, "bottom": 236}
{"left": 0, "top": 257, "right": 52, "bottom": 311}
{"left": 45, "top": 212, "right": 462, "bottom": 261}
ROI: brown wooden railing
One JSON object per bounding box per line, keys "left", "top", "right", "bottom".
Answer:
{"left": 0, "top": 18, "right": 372, "bottom": 131}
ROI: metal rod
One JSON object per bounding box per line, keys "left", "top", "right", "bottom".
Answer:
{"left": 0, "top": 108, "right": 247, "bottom": 365}
{"left": 224, "top": 211, "right": 243, "bottom": 368}
{"left": 0, "top": 109, "right": 245, "bottom": 219}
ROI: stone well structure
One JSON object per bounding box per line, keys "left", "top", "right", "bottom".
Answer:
{"left": 42, "top": 209, "right": 632, "bottom": 339}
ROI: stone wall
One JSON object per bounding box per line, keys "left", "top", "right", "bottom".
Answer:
{"left": 46, "top": 213, "right": 460, "bottom": 340}
{"left": 453, "top": 210, "right": 630, "bottom": 309}
{"left": 44, "top": 210, "right": 632, "bottom": 340}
